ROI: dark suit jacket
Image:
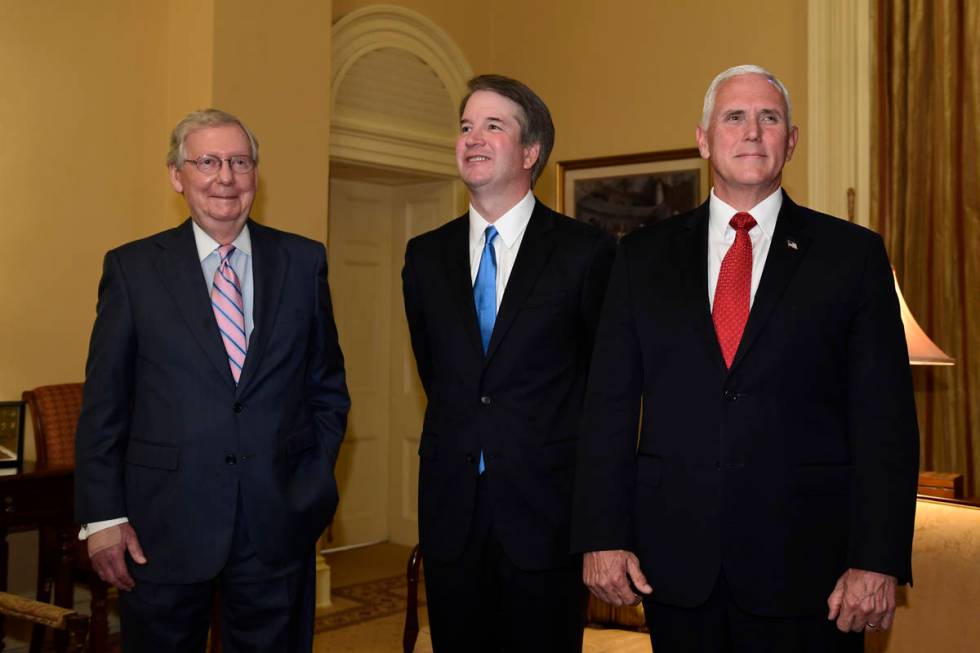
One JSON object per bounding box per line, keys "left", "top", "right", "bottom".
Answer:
{"left": 402, "top": 200, "right": 615, "bottom": 571}
{"left": 75, "top": 218, "right": 350, "bottom": 583}
{"left": 570, "top": 194, "right": 919, "bottom": 616}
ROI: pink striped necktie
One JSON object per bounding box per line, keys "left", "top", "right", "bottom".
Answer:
{"left": 211, "top": 244, "right": 247, "bottom": 383}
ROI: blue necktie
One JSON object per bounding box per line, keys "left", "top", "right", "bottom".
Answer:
{"left": 473, "top": 225, "right": 498, "bottom": 474}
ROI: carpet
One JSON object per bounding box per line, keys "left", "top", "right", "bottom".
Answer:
{"left": 317, "top": 574, "right": 424, "bottom": 633}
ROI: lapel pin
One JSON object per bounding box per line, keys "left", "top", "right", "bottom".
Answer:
{"left": 786, "top": 239, "right": 798, "bottom": 251}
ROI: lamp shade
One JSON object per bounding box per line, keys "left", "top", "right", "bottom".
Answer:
{"left": 892, "top": 269, "right": 955, "bottom": 365}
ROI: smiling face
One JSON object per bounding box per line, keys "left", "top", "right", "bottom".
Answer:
{"left": 168, "top": 124, "right": 257, "bottom": 242}
{"left": 456, "top": 90, "right": 540, "bottom": 211}
{"left": 696, "top": 73, "right": 798, "bottom": 208}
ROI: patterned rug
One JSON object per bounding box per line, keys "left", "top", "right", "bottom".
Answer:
{"left": 317, "top": 574, "right": 425, "bottom": 632}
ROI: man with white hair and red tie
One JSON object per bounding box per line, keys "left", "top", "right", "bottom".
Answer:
{"left": 571, "top": 65, "right": 919, "bottom": 652}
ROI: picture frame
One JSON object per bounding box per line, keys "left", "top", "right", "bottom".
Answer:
{"left": 0, "top": 401, "right": 25, "bottom": 474}
{"left": 556, "top": 148, "right": 710, "bottom": 239}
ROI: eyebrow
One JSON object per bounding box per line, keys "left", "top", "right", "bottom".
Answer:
{"left": 461, "top": 115, "right": 507, "bottom": 124}
{"left": 720, "top": 108, "right": 784, "bottom": 118}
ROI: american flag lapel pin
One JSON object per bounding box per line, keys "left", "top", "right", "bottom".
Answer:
{"left": 786, "top": 239, "right": 798, "bottom": 251}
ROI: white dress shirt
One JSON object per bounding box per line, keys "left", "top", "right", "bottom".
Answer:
{"left": 468, "top": 190, "right": 535, "bottom": 311}
{"left": 707, "top": 188, "right": 782, "bottom": 311}
{"left": 80, "top": 222, "right": 256, "bottom": 539}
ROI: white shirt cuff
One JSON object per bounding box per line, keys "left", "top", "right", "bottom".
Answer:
{"left": 78, "top": 517, "right": 129, "bottom": 540}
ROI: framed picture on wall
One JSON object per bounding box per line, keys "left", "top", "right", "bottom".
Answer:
{"left": 556, "top": 148, "right": 710, "bottom": 240}
{"left": 0, "top": 401, "right": 25, "bottom": 474}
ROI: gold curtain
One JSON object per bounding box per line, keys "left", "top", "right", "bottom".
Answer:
{"left": 872, "top": 0, "right": 979, "bottom": 495}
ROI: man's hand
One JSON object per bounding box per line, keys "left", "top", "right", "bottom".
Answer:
{"left": 583, "top": 549, "right": 652, "bottom": 606}
{"left": 87, "top": 523, "right": 147, "bottom": 591}
{"left": 826, "top": 568, "right": 897, "bottom": 633}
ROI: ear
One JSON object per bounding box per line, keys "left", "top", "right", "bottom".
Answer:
{"left": 168, "top": 164, "right": 184, "bottom": 194}
{"left": 784, "top": 125, "right": 800, "bottom": 162}
{"left": 522, "top": 142, "right": 541, "bottom": 171}
{"left": 696, "top": 126, "right": 711, "bottom": 160}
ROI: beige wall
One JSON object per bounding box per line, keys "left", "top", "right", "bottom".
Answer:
{"left": 213, "top": 0, "right": 334, "bottom": 243}
{"left": 334, "top": 0, "right": 809, "bottom": 206}
{"left": 0, "top": 2, "right": 176, "bottom": 405}
{"left": 0, "top": 1, "right": 333, "bottom": 430}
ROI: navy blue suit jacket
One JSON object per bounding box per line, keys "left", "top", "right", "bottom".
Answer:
{"left": 571, "top": 194, "right": 919, "bottom": 616}
{"left": 75, "top": 218, "right": 350, "bottom": 583}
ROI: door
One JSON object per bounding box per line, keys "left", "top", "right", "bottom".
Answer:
{"left": 327, "top": 173, "right": 457, "bottom": 548}
{"left": 387, "top": 180, "right": 457, "bottom": 545}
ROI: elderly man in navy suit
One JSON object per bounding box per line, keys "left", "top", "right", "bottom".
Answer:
{"left": 75, "top": 108, "right": 349, "bottom": 652}
{"left": 571, "top": 65, "right": 919, "bottom": 653}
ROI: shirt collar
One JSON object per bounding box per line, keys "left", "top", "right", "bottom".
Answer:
{"left": 708, "top": 187, "right": 782, "bottom": 241}
{"left": 468, "top": 190, "right": 536, "bottom": 248}
{"left": 191, "top": 220, "right": 253, "bottom": 262}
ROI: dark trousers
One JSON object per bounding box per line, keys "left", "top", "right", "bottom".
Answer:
{"left": 423, "top": 474, "right": 587, "bottom": 653}
{"left": 643, "top": 572, "right": 864, "bottom": 653}
{"left": 119, "top": 493, "right": 315, "bottom": 653}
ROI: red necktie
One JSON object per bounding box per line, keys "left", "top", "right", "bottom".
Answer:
{"left": 712, "top": 212, "right": 757, "bottom": 368}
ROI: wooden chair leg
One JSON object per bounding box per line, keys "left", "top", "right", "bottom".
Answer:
{"left": 403, "top": 544, "right": 422, "bottom": 653}
{"left": 64, "top": 613, "right": 90, "bottom": 653}
{"left": 52, "top": 528, "right": 76, "bottom": 652}
{"left": 30, "top": 525, "right": 57, "bottom": 653}
{"left": 88, "top": 578, "right": 110, "bottom": 653}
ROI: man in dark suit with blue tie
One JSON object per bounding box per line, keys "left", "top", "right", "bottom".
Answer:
{"left": 571, "top": 65, "right": 919, "bottom": 652}
{"left": 75, "top": 109, "right": 350, "bottom": 652}
{"left": 402, "top": 75, "right": 615, "bottom": 651}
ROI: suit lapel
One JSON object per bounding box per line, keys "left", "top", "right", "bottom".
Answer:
{"left": 484, "top": 202, "right": 557, "bottom": 363}
{"left": 729, "top": 193, "right": 811, "bottom": 372}
{"left": 236, "top": 220, "right": 289, "bottom": 396}
{"left": 674, "top": 202, "right": 726, "bottom": 369}
{"left": 443, "top": 216, "right": 484, "bottom": 358}
{"left": 153, "top": 220, "right": 234, "bottom": 386}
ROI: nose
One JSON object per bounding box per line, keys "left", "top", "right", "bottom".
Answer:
{"left": 744, "top": 118, "right": 761, "bottom": 141}
{"left": 465, "top": 127, "right": 485, "bottom": 146}
{"left": 216, "top": 159, "right": 235, "bottom": 184}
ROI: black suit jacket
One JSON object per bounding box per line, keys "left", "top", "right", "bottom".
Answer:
{"left": 75, "top": 219, "right": 350, "bottom": 583}
{"left": 570, "top": 194, "right": 919, "bottom": 616}
{"left": 402, "top": 200, "right": 615, "bottom": 571}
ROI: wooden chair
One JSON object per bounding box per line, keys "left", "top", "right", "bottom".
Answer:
{"left": 403, "top": 544, "right": 423, "bottom": 653}
{"left": 23, "top": 383, "right": 110, "bottom": 653}
{"left": 0, "top": 590, "right": 89, "bottom": 652}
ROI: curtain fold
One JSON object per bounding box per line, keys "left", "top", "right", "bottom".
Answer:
{"left": 872, "top": 0, "right": 979, "bottom": 495}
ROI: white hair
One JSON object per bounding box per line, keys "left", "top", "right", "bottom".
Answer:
{"left": 700, "top": 64, "right": 792, "bottom": 128}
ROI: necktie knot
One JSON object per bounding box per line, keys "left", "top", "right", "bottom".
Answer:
{"left": 218, "top": 244, "right": 236, "bottom": 264}
{"left": 730, "top": 212, "right": 757, "bottom": 232}
{"left": 484, "top": 225, "right": 498, "bottom": 247}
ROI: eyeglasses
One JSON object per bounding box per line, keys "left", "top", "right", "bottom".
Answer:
{"left": 183, "top": 154, "right": 255, "bottom": 175}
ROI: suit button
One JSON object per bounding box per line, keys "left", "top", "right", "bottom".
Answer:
{"left": 480, "top": 396, "right": 492, "bottom": 406}
{"left": 225, "top": 454, "right": 237, "bottom": 465}
{"left": 723, "top": 390, "right": 738, "bottom": 402}
{"left": 465, "top": 454, "right": 476, "bottom": 463}
{"left": 233, "top": 402, "right": 244, "bottom": 413}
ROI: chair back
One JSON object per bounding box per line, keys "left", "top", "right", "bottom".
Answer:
{"left": 22, "top": 383, "right": 84, "bottom": 470}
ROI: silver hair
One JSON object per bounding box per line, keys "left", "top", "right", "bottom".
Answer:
{"left": 166, "top": 108, "right": 259, "bottom": 168}
{"left": 700, "top": 65, "right": 792, "bottom": 128}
